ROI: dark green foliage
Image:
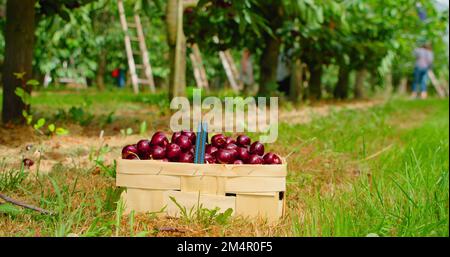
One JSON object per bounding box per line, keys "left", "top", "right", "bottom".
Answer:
{"left": 37, "top": 0, "right": 95, "bottom": 21}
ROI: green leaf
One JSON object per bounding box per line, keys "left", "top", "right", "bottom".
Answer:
{"left": 13, "top": 72, "right": 26, "bottom": 79}
{"left": 22, "top": 110, "right": 33, "bottom": 125}
{"left": 315, "top": 6, "right": 324, "bottom": 24}
{"left": 215, "top": 207, "right": 233, "bottom": 225}
{"left": 15, "top": 88, "right": 31, "bottom": 105}
{"left": 243, "top": 10, "right": 252, "bottom": 24}
{"left": 55, "top": 127, "right": 69, "bottom": 135}
{"left": 15, "top": 87, "right": 25, "bottom": 98}
{"left": 26, "top": 116, "right": 33, "bottom": 125}
{"left": 48, "top": 124, "right": 56, "bottom": 132}
{"left": 26, "top": 79, "right": 40, "bottom": 87}
{"left": 139, "top": 121, "right": 147, "bottom": 136}
{"left": 126, "top": 128, "right": 133, "bottom": 135}
{"left": 34, "top": 118, "right": 46, "bottom": 130}
{"left": 22, "top": 110, "right": 29, "bottom": 118}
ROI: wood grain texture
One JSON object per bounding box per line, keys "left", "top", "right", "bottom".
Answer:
{"left": 225, "top": 177, "right": 286, "bottom": 193}
{"left": 181, "top": 176, "right": 226, "bottom": 195}
{"left": 235, "top": 194, "right": 282, "bottom": 221}
{"left": 117, "top": 159, "right": 287, "bottom": 177}
{"left": 122, "top": 189, "right": 165, "bottom": 214}
{"left": 116, "top": 174, "right": 180, "bottom": 190}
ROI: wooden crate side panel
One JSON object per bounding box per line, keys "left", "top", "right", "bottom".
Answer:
{"left": 122, "top": 189, "right": 165, "bottom": 214}
{"left": 235, "top": 194, "right": 282, "bottom": 221}
{"left": 225, "top": 177, "right": 285, "bottom": 193}
{"left": 180, "top": 176, "right": 225, "bottom": 195}
{"left": 117, "top": 159, "right": 287, "bottom": 177}
{"left": 116, "top": 174, "right": 180, "bottom": 190}
{"left": 117, "top": 159, "right": 164, "bottom": 174}
{"left": 163, "top": 191, "right": 235, "bottom": 217}
{"left": 117, "top": 159, "right": 198, "bottom": 175}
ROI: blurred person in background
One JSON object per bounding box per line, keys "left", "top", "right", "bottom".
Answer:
{"left": 112, "top": 67, "right": 126, "bottom": 88}
{"left": 411, "top": 43, "right": 434, "bottom": 99}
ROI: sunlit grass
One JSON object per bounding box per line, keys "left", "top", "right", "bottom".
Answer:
{"left": 281, "top": 98, "right": 449, "bottom": 236}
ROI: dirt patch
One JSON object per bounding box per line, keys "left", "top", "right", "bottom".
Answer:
{"left": 0, "top": 99, "right": 384, "bottom": 167}
{"left": 387, "top": 104, "right": 432, "bottom": 130}
{"left": 279, "top": 99, "right": 384, "bottom": 125}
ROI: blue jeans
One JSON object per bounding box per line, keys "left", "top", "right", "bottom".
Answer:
{"left": 412, "top": 66, "right": 428, "bottom": 92}
{"left": 117, "top": 70, "right": 126, "bottom": 88}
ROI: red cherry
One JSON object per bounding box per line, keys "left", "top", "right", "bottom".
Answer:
{"left": 215, "top": 149, "right": 236, "bottom": 164}
{"left": 122, "top": 144, "right": 139, "bottom": 159}
{"left": 248, "top": 154, "right": 264, "bottom": 165}
{"left": 175, "top": 135, "right": 192, "bottom": 150}
{"left": 181, "top": 130, "right": 196, "bottom": 144}
{"left": 171, "top": 132, "right": 182, "bottom": 143}
{"left": 236, "top": 135, "right": 251, "bottom": 147}
{"left": 166, "top": 143, "right": 182, "bottom": 160}
{"left": 211, "top": 134, "right": 227, "bottom": 148}
{"left": 249, "top": 141, "right": 265, "bottom": 156}
{"left": 151, "top": 146, "right": 166, "bottom": 160}
{"left": 150, "top": 132, "right": 169, "bottom": 147}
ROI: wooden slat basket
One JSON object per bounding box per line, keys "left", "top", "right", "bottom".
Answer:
{"left": 116, "top": 159, "right": 287, "bottom": 221}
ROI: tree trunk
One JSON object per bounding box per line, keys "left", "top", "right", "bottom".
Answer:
{"left": 289, "top": 58, "right": 304, "bottom": 103}
{"left": 166, "top": 0, "right": 186, "bottom": 99}
{"left": 2, "top": 0, "right": 35, "bottom": 124}
{"left": 257, "top": 2, "right": 283, "bottom": 96}
{"left": 369, "top": 71, "right": 378, "bottom": 93}
{"left": 96, "top": 49, "right": 106, "bottom": 90}
{"left": 397, "top": 77, "right": 407, "bottom": 95}
{"left": 333, "top": 65, "right": 350, "bottom": 99}
{"left": 354, "top": 69, "right": 367, "bottom": 99}
{"left": 308, "top": 63, "right": 323, "bottom": 101}
{"left": 384, "top": 70, "right": 393, "bottom": 97}
{"left": 258, "top": 34, "right": 281, "bottom": 95}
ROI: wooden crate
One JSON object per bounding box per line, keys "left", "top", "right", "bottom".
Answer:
{"left": 116, "top": 159, "right": 287, "bottom": 221}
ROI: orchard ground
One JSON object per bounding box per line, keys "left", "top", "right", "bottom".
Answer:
{"left": 0, "top": 89, "right": 448, "bottom": 236}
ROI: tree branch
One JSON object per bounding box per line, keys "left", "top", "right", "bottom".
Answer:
{"left": 0, "top": 193, "right": 54, "bottom": 215}
{"left": 183, "top": 0, "right": 198, "bottom": 9}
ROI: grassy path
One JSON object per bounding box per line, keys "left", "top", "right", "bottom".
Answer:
{"left": 0, "top": 98, "right": 448, "bottom": 236}
{"left": 278, "top": 98, "right": 449, "bottom": 236}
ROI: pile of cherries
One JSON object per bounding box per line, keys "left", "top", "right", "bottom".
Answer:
{"left": 121, "top": 131, "right": 282, "bottom": 165}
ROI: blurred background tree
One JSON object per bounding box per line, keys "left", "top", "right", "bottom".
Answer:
{"left": 0, "top": 0, "right": 448, "bottom": 124}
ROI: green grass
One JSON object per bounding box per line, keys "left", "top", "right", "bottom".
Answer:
{"left": 0, "top": 86, "right": 299, "bottom": 113}
{"left": 279, "top": 98, "right": 449, "bottom": 236}
{"left": 32, "top": 89, "right": 168, "bottom": 108}
{"left": 0, "top": 97, "right": 448, "bottom": 237}
{"left": 0, "top": 88, "right": 168, "bottom": 111}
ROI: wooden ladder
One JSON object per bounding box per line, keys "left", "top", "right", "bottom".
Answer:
{"left": 189, "top": 43, "right": 209, "bottom": 89}
{"left": 219, "top": 49, "right": 242, "bottom": 93}
{"left": 428, "top": 70, "right": 448, "bottom": 98}
{"left": 117, "top": 0, "right": 156, "bottom": 94}
{"left": 213, "top": 36, "right": 241, "bottom": 93}
{"left": 188, "top": 43, "right": 242, "bottom": 92}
